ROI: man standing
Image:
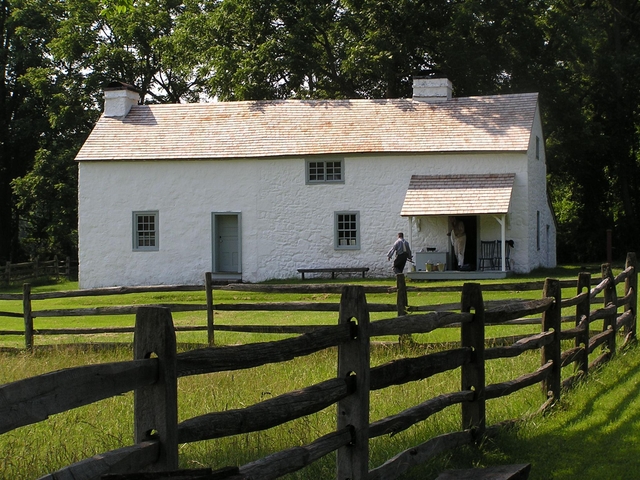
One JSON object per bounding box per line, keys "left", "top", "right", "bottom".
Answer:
{"left": 387, "top": 232, "right": 412, "bottom": 274}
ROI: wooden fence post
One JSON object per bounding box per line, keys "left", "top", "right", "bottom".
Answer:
{"left": 602, "top": 264, "right": 617, "bottom": 357}
{"left": 460, "top": 283, "right": 485, "bottom": 438}
{"left": 23, "top": 283, "right": 33, "bottom": 350}
{"left": 396, "top": 273, "right": 408, "bottom": 316}
{"left": 624, "top": 252, "right": 637, "bottom": 344}
{"left": 134, "top": 306, "right": 178, "bottom": 472}
{"left": 575, "top": 272, "right": 591, "bottom": 378}
{"left": 396, "top": 274, "right": 412, "bottom": 345}
{"left": 541, "top": 278, "right": 561, "bottom": 403}
{"left": 205, "top": 272, "right": 214, "bottom": 346}
{"left": 337, "top": 286, "right": 370, "bottom": 480}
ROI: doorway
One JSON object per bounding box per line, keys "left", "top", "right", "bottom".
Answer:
{"left": 212, "top": 213, "right": 241, "bottom": 273}
{"left": 448, "top": 215, "right": 477, "bottom": 270}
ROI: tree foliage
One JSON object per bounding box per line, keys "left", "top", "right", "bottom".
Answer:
{"left": 540, "top": 0, "right": 640, "bottom": 261}
{"left": 0, "top": 0, "right": 66, "bottom": 263}
{"left": 1, "top": 0, "right": 639, "bottom": 264}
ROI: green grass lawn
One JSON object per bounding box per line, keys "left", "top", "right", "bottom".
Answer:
{"left": 0, "top": 264, "right": 615, "bottom": 349}
{"left": 0, "top": 343, "right": 546, "bottom": 479}
{"left": 0, "top": 266, "right": 637, "bottom": 479}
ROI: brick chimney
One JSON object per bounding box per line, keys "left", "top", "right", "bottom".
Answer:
{"left": 412, "top": 76, "right": 452, "bottom": 103}
{"left": 103, "top": 81, "right": 140, "bottom": 117}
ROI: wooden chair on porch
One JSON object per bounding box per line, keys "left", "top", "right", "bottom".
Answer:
{"left": 479, "top": 241, "right": 496, "bottom": 270}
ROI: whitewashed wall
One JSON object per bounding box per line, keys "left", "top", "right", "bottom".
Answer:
{"left": 525, "top": 105, "right": 557, "bottom": 270}
{"left": 78, "top": 150, "right": 554, "bottom": 288}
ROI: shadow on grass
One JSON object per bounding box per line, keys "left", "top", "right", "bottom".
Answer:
{"left": 396, "top": 345, "right": 640, "bottom": 479}
{"left": 471, "top": 345, "right": 640, "bottom": 479}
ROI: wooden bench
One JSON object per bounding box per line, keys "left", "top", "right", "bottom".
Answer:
{"left": 297, "top": 267, "right": 369, "bottom": 280}
{"left": 436, "top": 463, "right": 531, "bottom": 480}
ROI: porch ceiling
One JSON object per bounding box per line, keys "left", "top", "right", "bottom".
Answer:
{"left": 401, "top": 173, "right": 516, "bottom": 216}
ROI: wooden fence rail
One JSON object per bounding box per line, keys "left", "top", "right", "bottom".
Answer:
{"left": 1, "top": 256, "right": 77, "bottom": 284}
{"left": 0, "top": 253, "right": 636, "bottom": 479}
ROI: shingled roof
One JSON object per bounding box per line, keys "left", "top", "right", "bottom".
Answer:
{"left": 75, "top": 93, "right": 538, "bottom": 161}
{"left": 401, "top": 174, "right": 516, "bottom": 216}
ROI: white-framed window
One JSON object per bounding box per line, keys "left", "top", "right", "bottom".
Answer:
{"left": 133, "top": 211, "right": 159, "bottom": 251}
{"left": 335, "top": 211, "right": 360, "bottom": 250}
{"left": 306, "top": 158, "right": 344, "bottom": 184}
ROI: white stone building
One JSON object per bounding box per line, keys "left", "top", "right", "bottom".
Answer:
{"left": 75, "top": 78, "right": 556, "bottom": 288}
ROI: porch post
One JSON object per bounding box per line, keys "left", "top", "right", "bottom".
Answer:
{"left": 501, "top": 214, "right": 506, "bottom": 271}
{"left": 495, "top": 214, "right": 507, "bottom": 272}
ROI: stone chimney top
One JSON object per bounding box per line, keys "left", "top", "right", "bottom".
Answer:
{"left": 104, "top": 81, "right": 140, "bottom": 118}
{"left": 412, "top": 76, "right": 452, "bottom": 103}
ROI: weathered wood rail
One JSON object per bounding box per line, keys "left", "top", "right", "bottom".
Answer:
{"left": 0, "top": 253, "right": 636, "bottom": 479}
{"left": 1, "top": 255, "right": 76, "bottom": 284}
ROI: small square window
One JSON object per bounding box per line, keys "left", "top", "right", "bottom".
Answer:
{"left": 307, "top": 158, "right": 344, "bottom": 184}
{"left": 335, "top": 211, "right": 359, "bottom": 250}
{"left": 133, "top": 211, "right": 159, "bottom": 251}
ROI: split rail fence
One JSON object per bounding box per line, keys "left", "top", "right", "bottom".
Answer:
{"left": 0, "top": 253, "right": 636, "bottom": 479}
{"left": 0, "top": 265, "right": 618, "bottom": 350}
{"left": 1, "top": 256, "right": 76, "bottom": 285}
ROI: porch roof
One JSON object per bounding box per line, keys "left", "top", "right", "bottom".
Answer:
{"left": 401, "top": 173, "right": 516, "bottom": 216}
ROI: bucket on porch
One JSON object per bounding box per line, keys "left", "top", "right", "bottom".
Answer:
{"left": 426, "top": 263, "right": 434, "bottom": 272}
{"left": 437, "top": 263, "right": 445, "bottom": 272}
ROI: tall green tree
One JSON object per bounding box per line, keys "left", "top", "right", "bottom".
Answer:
{"left": 540, "top": 0, "right": 640, "bottom": 261}
{"left": 7, "top": 0, "right": 198, "bottom": 262}
{"left": 177, "top": 0, "right": 452, "bottom": 100}
{"left": 0, "top": 0, "right": 65, "bottom": 263}
{"left": 434, "top": 0, "right": 550, "bottom": 95}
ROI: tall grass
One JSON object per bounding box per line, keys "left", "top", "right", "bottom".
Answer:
{"left": 0, "top": 343, "right": 545, "bottom": 479}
